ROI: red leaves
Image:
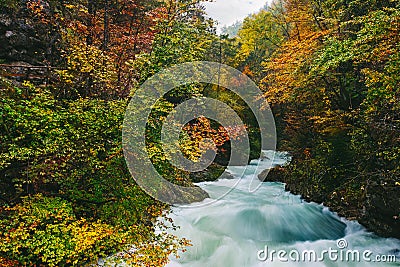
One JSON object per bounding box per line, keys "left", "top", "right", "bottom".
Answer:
{"left": 183, "top": 116, "right": 247, "bottom": 152}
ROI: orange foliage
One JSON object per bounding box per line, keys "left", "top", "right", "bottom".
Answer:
{"left": 183, "top": 116, "right": 247, "bottom": 155}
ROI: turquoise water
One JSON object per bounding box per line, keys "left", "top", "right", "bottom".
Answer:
{"left": 164, "top": 152, "right": 400, "bottom": 267}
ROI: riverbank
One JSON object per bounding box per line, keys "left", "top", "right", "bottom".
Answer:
{"left": 259, "top": 163, "right": 400, "bottom": 239}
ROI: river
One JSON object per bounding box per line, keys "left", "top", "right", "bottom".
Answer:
{"left": 164, "top": 151, "right": 400, "bottom": 267}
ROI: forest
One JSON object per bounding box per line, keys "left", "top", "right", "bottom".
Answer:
{"left": 0, "top": 0, "right": 399, "bottom": 266}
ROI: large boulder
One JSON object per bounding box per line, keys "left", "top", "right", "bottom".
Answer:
{"left": 258, "top": 166, "right": 286, "bottom": 182}
{"left": 190, "top": 163, "right": 235, "bottom": 183}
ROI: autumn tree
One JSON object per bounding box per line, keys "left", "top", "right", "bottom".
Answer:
{"left": 0, "top": 0, "right": 224, "bottom": 265}
{"left": 257, "top": 0, "right": 400, "bottom": 236}
{"left": 235, "top": 9, "right": 285, "bottom": 82}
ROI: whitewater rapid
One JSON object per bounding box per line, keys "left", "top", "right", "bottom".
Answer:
{"left": 164, "top": 151, "right": 400, "bottom": 267}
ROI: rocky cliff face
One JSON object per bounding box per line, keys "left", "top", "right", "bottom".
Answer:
{"left": 0, "top": 2, "right": 59, "bottom": 65}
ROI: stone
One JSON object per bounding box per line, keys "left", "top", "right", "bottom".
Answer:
{"left": 5, "top": 31, "right": 13, "bottom": 37}
{"left": 258, "top": 166, "right": 286, "bottom": 182}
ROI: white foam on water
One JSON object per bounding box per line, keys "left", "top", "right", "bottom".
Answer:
{"left": 162, "top": 151, "right": 400, "bottom": 267}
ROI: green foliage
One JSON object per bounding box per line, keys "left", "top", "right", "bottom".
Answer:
{"left": 0, "top": 194, "right": 130, "bottom": 266}
{"left": 0, "top": 0, "right": 18, "bottom": 10}
{"left": 0, "top": 79, "right": 189, "bottom": 265}
{"left": 56, "top": 41, "right": 118, "bottom": 99}
{"left": 130, "top": 0, "right": 215, "bottom": 85}
{"left": 235, "top": 10, "right": 285, "bottom": 81}
{"left": 1, "top": 81, "right": 125, "bottom": 202}
{"left": 0, "top": 194, "right": 186, "bottom": 266}
{"left": 0, "top": 0, "right": 223, "bottom": 265}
